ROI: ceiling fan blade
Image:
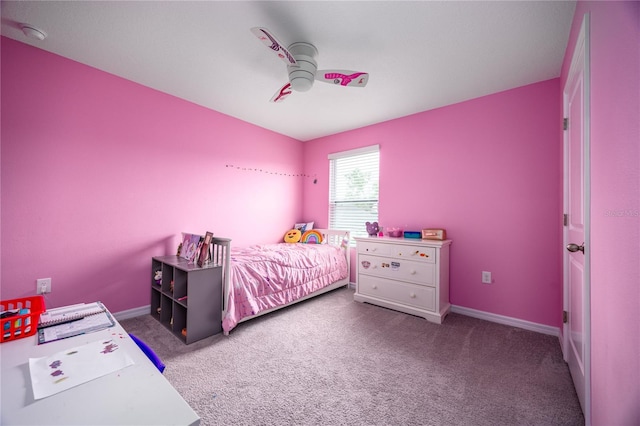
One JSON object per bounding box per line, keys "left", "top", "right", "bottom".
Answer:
{"left": 270, "top": 82, "right": 293, "bottom": 103}
{"left": 251, "top": 27, "right": 297, "bottom": 67}
{"left": 316, "top": 70, "right": 369, "bottom": 87}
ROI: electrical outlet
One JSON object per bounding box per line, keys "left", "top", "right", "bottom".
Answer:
{"left": 482, "top": 271, "right": 492, "bottom": 284}
{"left": 37, "top": 278, "right": 51, "bottom": 294}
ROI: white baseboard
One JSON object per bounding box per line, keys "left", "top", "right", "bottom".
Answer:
{"left": 451, "top": 305, "right": 560, "bottom": 337}
{"left": 113, "top": 305, "right": 150, "bottom": 321}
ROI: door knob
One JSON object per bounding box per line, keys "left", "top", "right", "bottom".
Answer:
{"left": 566, "top": 242, "right": 585, "bottom": 253}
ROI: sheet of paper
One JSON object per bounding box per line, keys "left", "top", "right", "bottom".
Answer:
{"left": 29, "top": 337, "right": 134, "bottom": 400}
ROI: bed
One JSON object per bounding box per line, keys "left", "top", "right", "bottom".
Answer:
{"left": 209, "top": 229, "right": 350, "bottom": 335}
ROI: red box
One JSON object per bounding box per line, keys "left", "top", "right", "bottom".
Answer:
{"left": 1, "top": 296, "right": 46, "bottom": 343}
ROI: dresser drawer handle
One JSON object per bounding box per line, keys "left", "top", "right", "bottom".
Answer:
{"left": 410, "top": 293, "right": 416, "bottom": 298}
{"left": 372, "top": 285, "right": 378, "bottom": 290}
{"left": 410, "top": 270, "right": 417, "bottom": 275}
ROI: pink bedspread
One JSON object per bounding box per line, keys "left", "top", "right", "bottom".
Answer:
{"left": 222, "top": 243, "right": 348, "bottom": 333}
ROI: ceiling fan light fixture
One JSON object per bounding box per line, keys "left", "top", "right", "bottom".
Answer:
{"left": 251, "top": 27, "right": 369, "bottom": 102}
{"left": 20, "top": 24, "right": 47, "bottom": 41}
{"left": 290, "top": 76, "right": 313, "bottom": 92}
{"left": 286, "top": 43, "right": 317, "bottom": 93}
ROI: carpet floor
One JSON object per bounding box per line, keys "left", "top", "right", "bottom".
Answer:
{"left": 120, "top": 287, "right": 584, "bottom": 426}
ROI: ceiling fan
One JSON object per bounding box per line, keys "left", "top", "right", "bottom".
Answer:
{"left": 250, "top": 27, "right": 369, "bottom": 103}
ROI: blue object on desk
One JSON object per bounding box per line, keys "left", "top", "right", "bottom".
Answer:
{"left": 129, "top": 333, "right": 165, "bottom": 373}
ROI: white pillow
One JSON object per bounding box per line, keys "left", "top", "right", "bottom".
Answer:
{"left": 294, "top": 222, "right": 314, "bottom": 232}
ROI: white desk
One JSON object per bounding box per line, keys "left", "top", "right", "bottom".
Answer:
{"left": 1, "top": 313, "right": 200, "bottom": 425}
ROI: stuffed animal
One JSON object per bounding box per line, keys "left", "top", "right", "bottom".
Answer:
{"left": 154, "top": 270, "right": 162, "bottom": 285}
{"left": 366, "top": 221, "right": 379, "bottom": 236}
{"left": 284, "top": 229, "right": 302, "bottom": 243}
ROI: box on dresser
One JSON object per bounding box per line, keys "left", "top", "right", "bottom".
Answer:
{"left": 354, "top": 236, "right": 452, "bottom": 324}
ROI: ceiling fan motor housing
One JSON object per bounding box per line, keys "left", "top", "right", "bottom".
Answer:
{"left": 287, "top": 43, "right": 318, "bottom": 92}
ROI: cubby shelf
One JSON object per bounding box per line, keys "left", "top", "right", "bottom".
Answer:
{"left": 151, "top": 255, "right": 222, "bottom": 344}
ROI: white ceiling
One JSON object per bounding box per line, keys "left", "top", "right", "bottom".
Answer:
{"left": 1, "top": 1, "right": 576, "bottom": 141}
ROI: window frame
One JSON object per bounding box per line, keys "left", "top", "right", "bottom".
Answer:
{"left": 328, "top": 145, "right": 380, "bottom": 244}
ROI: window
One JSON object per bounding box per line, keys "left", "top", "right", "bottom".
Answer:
{"left": 329, "top": 145, "right": 380, "bottom": 242}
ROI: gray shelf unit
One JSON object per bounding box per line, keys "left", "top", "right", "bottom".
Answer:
{"left": 151, "top": 255, "right": 223, "bottom": 344}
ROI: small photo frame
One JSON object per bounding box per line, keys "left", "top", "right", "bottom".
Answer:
{"left": 181, "top": 233, "right": 201, "bottom": 261}
{"left": 197, "top": 231, "right": 214, "bottom": 267}
{"left": 422, "top": 229, "right": 446, "bottom": 240}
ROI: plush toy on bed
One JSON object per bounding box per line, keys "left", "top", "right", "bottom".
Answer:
{"left": 301, "top": 229, "right": 323, "bottom": 244}
{"left": 366, "top": 221, "right": 379, "bottom": 236}
{"left": 284, "top": 229, "right": 302, "bottom": 243}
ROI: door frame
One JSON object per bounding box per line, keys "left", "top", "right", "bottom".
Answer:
{"left": 562, "top": 12, "right": 591, "bottom": 425}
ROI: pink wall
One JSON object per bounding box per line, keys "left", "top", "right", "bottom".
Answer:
{"left": 4, "top": 5, "right": 638, "bottom": 420}
{"left": 561, "top": 2, "right": 640, "bottom": 424}
{"left": 1, "top": 37, "right": 303, "bottom": 312}
{"left": 303, "top": 79, "right": 563, "bottom": 327}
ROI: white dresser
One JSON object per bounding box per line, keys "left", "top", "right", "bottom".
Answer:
{"left": 354, "top": 236, "right": 452, "bottom": 324}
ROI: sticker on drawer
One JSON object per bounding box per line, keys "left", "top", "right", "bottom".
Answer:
{"left": 381, "top": 261, "right": 400, "bottom": 271}
{"left": 361, "top": 261, "right": 371, "bottom": 269}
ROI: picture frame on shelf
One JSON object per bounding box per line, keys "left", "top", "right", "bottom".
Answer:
{"left": 181, "top": 233, "right": 201, "bottom": 261}
{"left": 197, "top": 232, "right": 214, "bottom": 267}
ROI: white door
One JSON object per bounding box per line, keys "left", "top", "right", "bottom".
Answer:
{"left": 563, "top": 13, "right": 591, "bottom": 424}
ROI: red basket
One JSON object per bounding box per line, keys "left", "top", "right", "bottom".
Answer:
{"left": 1, "top": 296, "right": 46, "bottom": 343}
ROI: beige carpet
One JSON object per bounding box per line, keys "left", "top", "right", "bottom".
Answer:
{"left": 120, "top": 287, "right": 584, "bottom": 426}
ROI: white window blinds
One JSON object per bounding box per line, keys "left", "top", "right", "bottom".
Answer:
{"left": 329, "top": 145, "right": 380, "bottom": 241}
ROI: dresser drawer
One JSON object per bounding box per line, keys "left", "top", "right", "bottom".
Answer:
{"left": 358, "top": 275, "right": 436, "bottom": 312}
{"left": 358, "top": 254, "right": 435, "bottom": 286}
{"left": 357, "top": 240, "right": 392, "bottom": 256}
{"left": 358, "top": 240, "right": 435, "bottom": 263}
{"left": 394, "top": 245, "right": 436, "bottom": 263}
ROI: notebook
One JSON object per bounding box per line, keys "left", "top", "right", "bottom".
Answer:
{"left": 37, "top": 302, "right": 115, "bottom": 344}
{"left": 39, "top": 302, "right": 107, "bottom": 328}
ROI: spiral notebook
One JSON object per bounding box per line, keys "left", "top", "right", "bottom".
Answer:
{"left": 39, "top": 302, "right": 106, "bottom": 327}
{"left": 37, "top": 302, "right": 114, "bottom": 344}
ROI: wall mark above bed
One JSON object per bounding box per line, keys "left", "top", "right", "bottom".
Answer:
{"left": 225, "top": 164, "right": 316, "bottom": 180}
